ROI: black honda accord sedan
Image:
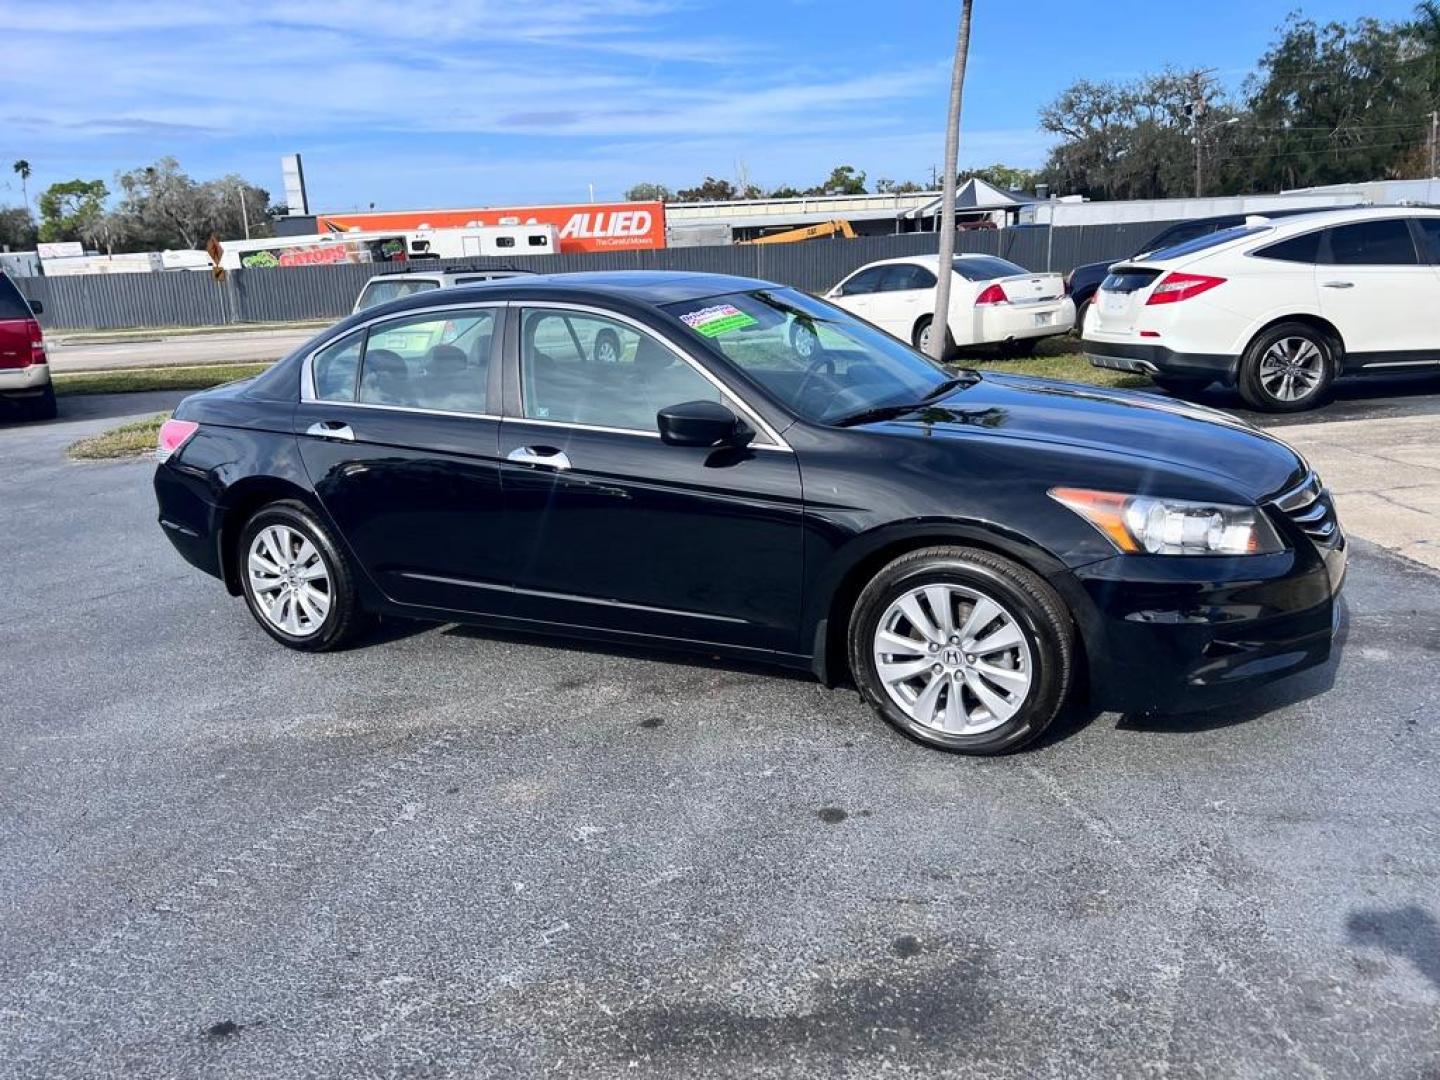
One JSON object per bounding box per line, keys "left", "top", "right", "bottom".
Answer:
{"left": 154, "top": 271, "right": 1345, "bottom": 754}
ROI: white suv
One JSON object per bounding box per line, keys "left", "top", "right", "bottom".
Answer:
{"left": 1083, "top": 206, "right": 1440, "bottom": 412}
{"left": 352, "top": 267, "right": 535, "bottom": 314}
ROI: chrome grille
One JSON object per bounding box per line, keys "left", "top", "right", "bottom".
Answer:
{"left": 1273, "top": 472, "right": 1341, "bottom": 547}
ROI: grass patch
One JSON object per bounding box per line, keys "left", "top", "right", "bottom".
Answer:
{"left": 968, "top": 351, "right": 1150, "bottom": 390}
{"left": 53, "top": 362, "right": 271, "bottom": 396}
{"left": 67, "top": 414, "right": 166, "bottom": 460}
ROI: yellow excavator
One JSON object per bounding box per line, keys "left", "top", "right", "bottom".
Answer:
{"left": 740, "top": 220, "right": 857, "bottom": 245}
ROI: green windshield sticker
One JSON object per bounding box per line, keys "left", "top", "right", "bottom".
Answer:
{"left": 679, "top": 303, "right": 758, "bottom": 337}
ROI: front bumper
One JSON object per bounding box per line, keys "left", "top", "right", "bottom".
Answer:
{"left": 1058, "top": 527, "right": 1346, "bottom": 714}
{"left": 1082, "top": 339, "right": 1237, "bottom": 383}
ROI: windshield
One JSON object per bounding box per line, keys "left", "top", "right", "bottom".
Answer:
{"left": 661, "top": 288, "right": 952, "bottom": 424}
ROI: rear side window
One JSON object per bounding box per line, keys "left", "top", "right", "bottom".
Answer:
{"left": 356, "top": 278, "right": 440, "bottom": 312}
{"left": 837, "top": 267, "right": 885, "bottom": 295}
{"left": 878, "top": 265, "right": 936, "bottom": 291}
{"left": 952, "top": 256, "right": 1026, "bottom": 281}
{"left": 312, "top": 331, "right": 364, "bottom": 402}
{"left": 360, "top": 310, "right": 496, "bottom": 414}
{"left": 1323, "top": 220, "right": 1418, "bottom": 266}
{"left": 0, "top": 274, "right": 31, "bottom": 320}
{"left": 1142, "top": 224, "right": 1269, "bottom": 262}
{"left": 1414, "top": 218, "right": 1440, "bottom": 262}
{"left": 1253, "top": 232, "right": 1321, "bottom": 264}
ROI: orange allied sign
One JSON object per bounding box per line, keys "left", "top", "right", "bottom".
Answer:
{"left": 314, "top": 201, "right": 667, "bottom": 254}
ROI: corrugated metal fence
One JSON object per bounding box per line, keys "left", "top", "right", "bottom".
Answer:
{"left": 16, "top": 220, "right": 1183, "bottom": 331}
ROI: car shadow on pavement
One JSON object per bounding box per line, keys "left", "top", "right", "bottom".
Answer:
{"left": 439, "top": 623, "right": 817, "bottom": 682}
{"left": 1115, "top": 595, "right": 1350, "bottom": 735}
{"left": 1347, "top": 905, "right": 1440, "bottom": 992}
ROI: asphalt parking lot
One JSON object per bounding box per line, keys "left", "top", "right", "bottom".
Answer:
{"left": 2, "top": 396, "right": 1439, "bottom": 1078}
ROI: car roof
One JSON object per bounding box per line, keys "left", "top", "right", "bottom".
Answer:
{"left": 422, "top": 270, "right": 772, "bottom": 305}
{"left": 848, "top": 253, "right": 1016, "bottom": 272}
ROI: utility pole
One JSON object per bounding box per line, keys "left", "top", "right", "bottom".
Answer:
{"left": 1189, "top": 70, "right": 1210, "bottom": 198}
{"left": 237, "top": 185, "right": 251, "bottom": 240}
{"left": 1430, "top": 111, "right": 1438, "bottom": 177}
{"left": 928, "top": 0, "right": 974, "bottom": 362}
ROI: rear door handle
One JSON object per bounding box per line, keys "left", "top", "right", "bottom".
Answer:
{"left": 507, "top": 446, "right": 571, "bottom": 470}
{"left": 1321, "top": 281, "right": 1355, "bottom": 289}
{"left": 305, "top": 421, "right": 354, "bottom": 442}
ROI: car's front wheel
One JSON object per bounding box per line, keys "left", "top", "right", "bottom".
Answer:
{"left": 1237, "top": 322, "right": 1335, "bottom": 412}
{"left": 238, "top": 500, "right": 366, "bottom": 651}
{"left": 848, "top": 546, "right": 1074, "bottom": 754}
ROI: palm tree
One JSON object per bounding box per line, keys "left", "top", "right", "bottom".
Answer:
{"left": 12, "top": 160, "right": 31, "bottom": 212}
{"left": 927, "top": 1, "right": 974, "bottom": 362}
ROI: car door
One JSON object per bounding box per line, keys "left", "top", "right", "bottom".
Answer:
{"left": 496, "top": 304, "right": 805, "bottom": 653}
{"left": 868, "top": 264, "right": 936, "bottom": 339}
{"left": 294, "top": 304, "right": 514, "bottom": 614}
{"left": 826, "top": 266, "right": 885, "bottom": 323}
{"left": 1315, "top": 218, "right": 1439, "bottom": 363}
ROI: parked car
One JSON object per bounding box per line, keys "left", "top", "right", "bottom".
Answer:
{"left": 1064, "top": 206, "right": 1362, "bottom": 334}
{"left": 352, "top": 266, "right": 535, "bottom": 314}
{"left": 819, "top": 255, "right": 1074, "bottom": 360}
{"left": 0, "top": 272, "right": 53, "bottom": 420}
{"left": 154, "top": 271, "right": 1344, "bottom": 755}
{"left": 1083, "top": 206, "right": 1440, "bottom": 411}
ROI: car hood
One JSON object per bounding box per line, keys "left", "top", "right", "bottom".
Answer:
{"left": 867, "top": 372, "right": 1306, "bottom": 500}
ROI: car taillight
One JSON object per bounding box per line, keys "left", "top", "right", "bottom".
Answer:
{"left": 156, "top": 418, "right": 200, "bottom": 463}
{"left": 975, "top": 283, "right": 1009, "bottom": 305}
{"left": 1145, "top": 272, "right": 1226, "bottom": 305}
{"left": 27, "top": 318, "right": 45, "bottom": 365}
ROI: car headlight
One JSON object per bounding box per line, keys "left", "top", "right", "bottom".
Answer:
{"left": 1049, "top": 488, "right": 1284, "bottom": 556}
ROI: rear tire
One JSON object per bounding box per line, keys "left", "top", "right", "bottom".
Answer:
{"left": 30, "top": 384, "right": 57, "bottom": 421}
{"left": 1237, "top": 322, "right": 1335, "bottom": 413}
{"left": 848, "top": 546, "right": 1074, "bottom": 755}
{"left": 1074, "top": 299, "right": 1092, "bottom": 337}
{"left": 913, "top": 316, "right": 958, "bottom": 363}
{"left": 593, "top": 328, "right": 622, "bottom": 364}
{"left": 238, "top": 500, "right": 367, "bottom": 652}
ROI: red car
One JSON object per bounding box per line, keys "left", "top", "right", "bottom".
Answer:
{"left": 0, "top": 271, "right": 53, "bottom": 419}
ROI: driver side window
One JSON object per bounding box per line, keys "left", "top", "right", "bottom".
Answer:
{"left": 519, "top": 309, "right": 720, "bottom": 432}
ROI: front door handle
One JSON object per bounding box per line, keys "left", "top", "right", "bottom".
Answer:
{"left": 507, "top": 446, "right": 571, "bottom": 470}
{"left": 1321, "top": 280, "right": 1355, "bottom": 289}
{"left": 306, "top": 421, "right": 354, "bottom": 442}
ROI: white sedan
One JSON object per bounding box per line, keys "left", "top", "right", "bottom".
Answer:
{"left": 817, "top": 254, "right": 1074, "bottom": 360}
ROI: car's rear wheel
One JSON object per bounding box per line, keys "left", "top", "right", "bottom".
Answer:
{"left": 848, "top": 546, "right": 1073, "bottom": 754}
{"left": 30, "top": 384, "right": 57, "bottom": 421}
{"left": 790, "top": 320, "right": 820, "bottom": 359}
{"left": 1237, "top": 323, "right": 1335, "bottom": 412}
{"left": 593, "top": 328, "right": 622, "bottom": 364}
{"left": 913, "top": 316, "right": 957, "bottom": 363}
{"left": 238, "top": 501, "right": 365, "bottom": 651}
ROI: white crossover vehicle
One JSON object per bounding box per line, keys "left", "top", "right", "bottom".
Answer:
{"left": 818, "top": 255, "right": 1074, "bottom": 360}
{"left": 1084, "top": 206, "right": 1440, "bottom": 412}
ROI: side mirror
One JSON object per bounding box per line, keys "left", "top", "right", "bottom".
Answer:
{"left": 27, "top": 299, "right": 43, "bottom": 316}
{"left": 657, "top": 400, "right": 753, "bottom": 448}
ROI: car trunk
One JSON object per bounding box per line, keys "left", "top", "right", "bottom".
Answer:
{"left": 988, "top": 271, "right": 1066, "bottom": 305}
{"left": 0, "top": 275, "right": 40, "bottom": 369}
{"left": 1090, "top": 264, "right": 1163, "bottom": 334}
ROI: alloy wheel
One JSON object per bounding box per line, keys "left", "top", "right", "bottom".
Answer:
{"left": 247, "top": 524, "right": 332, "bottom": 637}
{"left": 1258, "top": 336, "right": 1324, "bottom": 402}
{"left": 917, "top": 322, "right": 932, "bottom": 352}
{"left": 871, "top": 583, "right": 1033, "bottom": 736}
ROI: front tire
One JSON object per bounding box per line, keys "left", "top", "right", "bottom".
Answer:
{"left": 238, "top": 500, "right": 366, "bottom": 652}
{"left": 1237, "top": 322, "right": 1335, "bottom": 412}
{"left": 848, "top": 546, "right": 1074, "bottom": 754}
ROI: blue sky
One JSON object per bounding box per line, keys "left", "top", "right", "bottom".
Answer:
{"left": 0, "top": 0, "right": 1423, "bottom": 215}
